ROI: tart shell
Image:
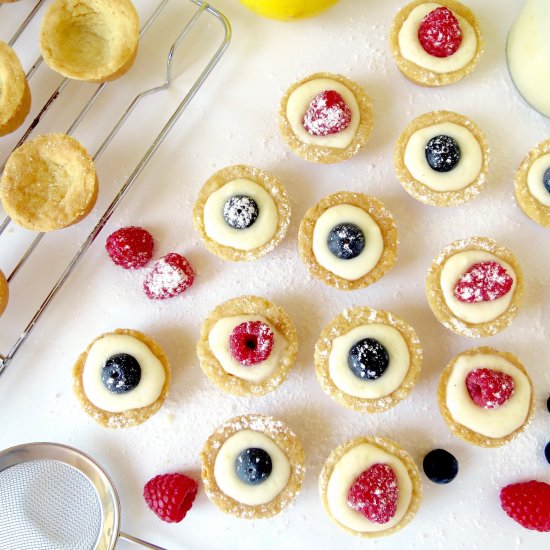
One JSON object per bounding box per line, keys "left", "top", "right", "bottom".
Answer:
{"left": 0, "top": 269, "right": 8, "bottom": 316}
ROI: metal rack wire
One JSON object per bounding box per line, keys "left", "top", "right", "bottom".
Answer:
{"left": 0, "top": 0, "right": 231, "bottom": 376}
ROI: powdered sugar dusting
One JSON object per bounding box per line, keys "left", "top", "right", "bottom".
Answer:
{"left": 302, "top": 90, "right": 352, "bottom": 136}
{"left": 454, "top": 261, "right": 513, "bottom": 303}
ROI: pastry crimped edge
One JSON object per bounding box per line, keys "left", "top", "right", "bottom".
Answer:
{"left": 314, "top": 306, "right": 422, "bottom": 413}
{"left": 193, "top": 165, "right": 291, "bottom": 262}
{"left": 0, "top": 133, "right": 98, "bottom": 232}
{"left": 298, "top": 192, "right": 398, "bottom": 290}
{"left": 0, "top": 269, "right": 8, "bottom": 316}
{"left": 279, "top": 72, "right": 374, "bottom": 164}
{"left": 197, "top": 295, "right": 298, "bottom": 397}
{"left": 73, "top": 328, "right": 171, "bottom": 429}
{"left": 437, "top": 346, "right": 535, "bottom": 447}
{"left": 201, "top": 414, "right": 305, "bottom": 519}
{"left": 319, "top": 436, "right": 422, "bottom": 538}
{"left": 394, "top": 110, "right": 490, "bottom": 206}
{"left": 514, "top": 139, "right": 550, "bottom": 228}
{"left": 389, "top": 0, "right": 484, "bottom": 87}
{"left": 425, "top": 237, "right": 524, "bottom": 338}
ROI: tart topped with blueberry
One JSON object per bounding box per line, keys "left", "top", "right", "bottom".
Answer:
{"left": 73, "top": 328, "right": 170, "bottom": 428}
{"left": 438, "top": 347, "right": 534, "bottom": 447}
{"left": 279, "top": 72, "right": 373, "bottom": 164}
{"left": 197, "top": 295, "right": 298, "bottom": 396}
{"left": 390, "top": 0, "right": 483, "bottom": 87}
{"left": 394, "top": 110, "right": 489, "bottom": 206}
{"left": 426, "top": 237, "right": 524, "bottom": 337}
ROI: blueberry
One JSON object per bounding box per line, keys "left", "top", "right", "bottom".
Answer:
{"left": 101, "top": 353, "right": 141, "bottom": 394}
{"left": 235, "top": 448, "right": 272, "bottom": 485}
{"left": 348, "top": 338, "right": 389, "bottom": 380}
{"left": 544, "top": 168, "right": 550, "bottom": 194}
{"left": 545, "top": 442, "right": 550, "bottom": 465}
{"left": 223, "top": 195, "right": 259, "bottom": 229}
{"left": 425, "top": 135, "right": 461, "bottom": 172}
{"left": 423, "top": 449, "right": 459, "bottom": 484}
{"left": 327, "top": 223, "right": 365, "bottom": 260}
{"left": 547, "top": 396, "right": 550, "bottom": 413}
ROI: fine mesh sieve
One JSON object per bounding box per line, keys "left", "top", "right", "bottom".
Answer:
{"left": 0, "top": 443, "right": 166, "bottom": 550}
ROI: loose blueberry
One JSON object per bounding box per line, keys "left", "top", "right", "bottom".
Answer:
{"left": 545, "top": 442, "right": 550, "bottom": 465}
{"left": 543, "top": 167, "right": 550, "bottom": 194}
{"left": 423, "top": 449, "right": 459, "bottom": 484}
{"left": 327, "top": 223, "right": 365, "bottom": 260}
{"left": 547, "top": 396, "right": 550, "bottom": 413}
{"left": 348, "top": 338, "right": 389, "bottom": 380}
{"left": 425, "top": 135, "right": 461, "bottom": 172}
{"left": 223, "top": 195, "right": 259, "bottom": 229}
{"left": 101, "top": 353, "right": 141, "bottom": 394}
{"left": 235, "top": 448, "right": 272, "bottom": 485}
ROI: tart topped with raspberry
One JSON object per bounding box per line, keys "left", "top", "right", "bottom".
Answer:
{"left": 390, "top": 0, "right": 483, "bottom": 87}
{"left": 279, "top": 72, "right": 373, "bottom": 163}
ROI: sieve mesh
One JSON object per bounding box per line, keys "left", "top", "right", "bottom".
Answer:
{"left": 0, "top": 460, "right": 103, "bottom": 550}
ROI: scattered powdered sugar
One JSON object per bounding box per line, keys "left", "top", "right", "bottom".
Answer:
{"left": 454, "top": 261, "right": 513, "bottom": 303}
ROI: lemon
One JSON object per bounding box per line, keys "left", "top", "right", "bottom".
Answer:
{"left": 239, "top": 0, "right": 340, "bottom": 21}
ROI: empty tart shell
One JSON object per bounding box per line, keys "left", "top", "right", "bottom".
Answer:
{"left": 0, "top": 269, "right": 8, "bottom": 316}
{"left": 39, "top": 0, "right": 139, "bottom": 82}
{"left": 389, "top": 0, "right": 483, "bottom": 87}
{"left": 0, "top": 133, "right": 98, "bottom": 232}
{"left": 0, "top": 41, "right": 31, "bottom": 136}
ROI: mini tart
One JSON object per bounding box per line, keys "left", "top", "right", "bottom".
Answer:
{"left": 0, "top": 269, "right": 8, "bottom": 316}
{"left": 438, "top": 347, "right": 534, "bottom": 447}
{"left": 314, "top": 307, "right": 422, "bottom": 413}
{"left": 389, "top": 0, "right": 483, "bottom": 87}
{"left": 426, "top": 237, "right": 524, "bottom": 338}
{"left": 0, "top": 133, "right": 98, "bottom": 232}
{"left": 193, "top": 165, "right": 291, "bottom": 262}
{"left": 73, "top": 328, "right": 170, "bottom": 429}
{"left": 0, "top": 41, "right": 31, "bottom": 136}
{"left": 197, "top": 295, "right": 298, "bottom": 396}
{"left": 298, "top": 192, "right": 398, "bottom": 290}
{"left": 319, "top": 436, "right": 422, "bottom": 538}
{"left": 39, "top": 0, "right": 139, "bottom": 82}
{"left": 201, "top": 414, "right": 305, "bottom": 519}
{"left": 279, "top": 72, "right": 373, "bottom": 164}
{"left": 394, "top": 110, "right": 489, "bottom": 206}
{"left": 514, "top": 139, "right": 550, "bottom": 228}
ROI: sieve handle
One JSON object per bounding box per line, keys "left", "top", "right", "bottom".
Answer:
{"left": 119, "top": 531, "right": 167, "bottom": 550}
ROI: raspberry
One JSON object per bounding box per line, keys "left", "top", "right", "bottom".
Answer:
{"left": 302, "top": 90, "right": 352, "bottom": 136}
{"left": 105, "top": 226, "right": 154, "bottom": 269}
{"left": 347, "top": 463, "right": 398, "bottom": 524}
{"left": 418, "top": 7, "right": 462, "bottom": 58}
{"left": 143, "top": 473, "right": 198, "bottom": 523}
{"left": 454, "top": 261, "right": 513, "bottom": 303}
{"left": 143, "top": 253, "right": 194, "bottom": 300}
{"left": 466, "top": 368, "right": 515, "bottom": 409}
{"left": 500, "top": 480, "right": 550, "bottom": 532}
{"left": 229, "top": 321, "right": 274, "bottom": 366}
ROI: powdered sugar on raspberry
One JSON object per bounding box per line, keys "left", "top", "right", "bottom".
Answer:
{"left": 143, "top": 253, "right": 194, "bottom": 300}
{"left": 454, "top": 261, "right": 513, "bottom": 303}
{"left": 418, "top": 7, "right": 462, "bottom": 58}
{"left": 466, "top": 368, "right": 515, "bottom": 409}
{"left": 302, "top": 90, "right": 352, "bottom": 136}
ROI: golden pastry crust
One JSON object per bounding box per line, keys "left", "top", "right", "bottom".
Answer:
{"left": 514, "top": 139, "right": 550, "bottom": 228}
{"left": 426, "top": 237, "right": 524, "bottom": 338}
{"left": 201, "top": 414, "right": 305, "bottom": 519}
{"left": 193, "top": 165, "right": 291, "bottom": 262}
{"left": 0, "top": 269, "right": 8, "bottom": 316}
{"left": 394, "top": 110, "right": 489, "bottom": 206}
{"left": 319, "top": 436, "right": 422, "bottom": 538}
{"left": 39, "top": 0, "right": 139, "bottom": 82}
{"left": 73, "top": 328, "right": 170, "bottom": 429}
{"left": 437, "top": 346, "right": 535, "bottom": 447}
{"left": 0, "top": 133, "right": 98, "bottom": 232}
{"left": 279, "top": 72, "right": 373, "bottom": 164}
{"left": 389, "top": 0, "right": 483, "bottom": 87}
{"left": 298, "top": 192, "right": 398, "bottom": 290}
{"left": 197, "top": 295, "right": 298, "bottom": 397}
{"left": 0, "top": 41, "right": 31, "bottom": 136}
{"left": 314, "top": 307, "right": 422, "bottom": 413}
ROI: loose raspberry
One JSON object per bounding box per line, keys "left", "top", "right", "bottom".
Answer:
{"left": 143, "top": 473, "right": 198, "bottom": 523}
{"left": 105, "top": 226, "right": 154, "bottom": 269}
{"left": 466, "top": 368, "right": 515, "bottom": 409}
{"left": 454, "top": 261, "right": 513, "bottom": 303}
{"left": 418, "top": 7, "right": 462, "bottom": 58}
{"left": 500, "top": 480, "right": 550, "bottom": 532}
{"left": 143, "top": 253, "right": 194, "bottom": 300}
{"left": 347, "top": 463, "right": 398, "bottom": 524}
{"left": 302, "top": 90, "right": 352, "bottom": 136}
{"left": 229, "top": 321, "right": 274, "bottom": 366}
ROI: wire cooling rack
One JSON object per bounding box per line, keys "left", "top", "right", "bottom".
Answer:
{"left": 0, "top": 0, "right": 231, "bottom": 376}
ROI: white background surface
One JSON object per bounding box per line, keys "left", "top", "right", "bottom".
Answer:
{"left": 0, "top": 0, "right": 549, "bottom": 549}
